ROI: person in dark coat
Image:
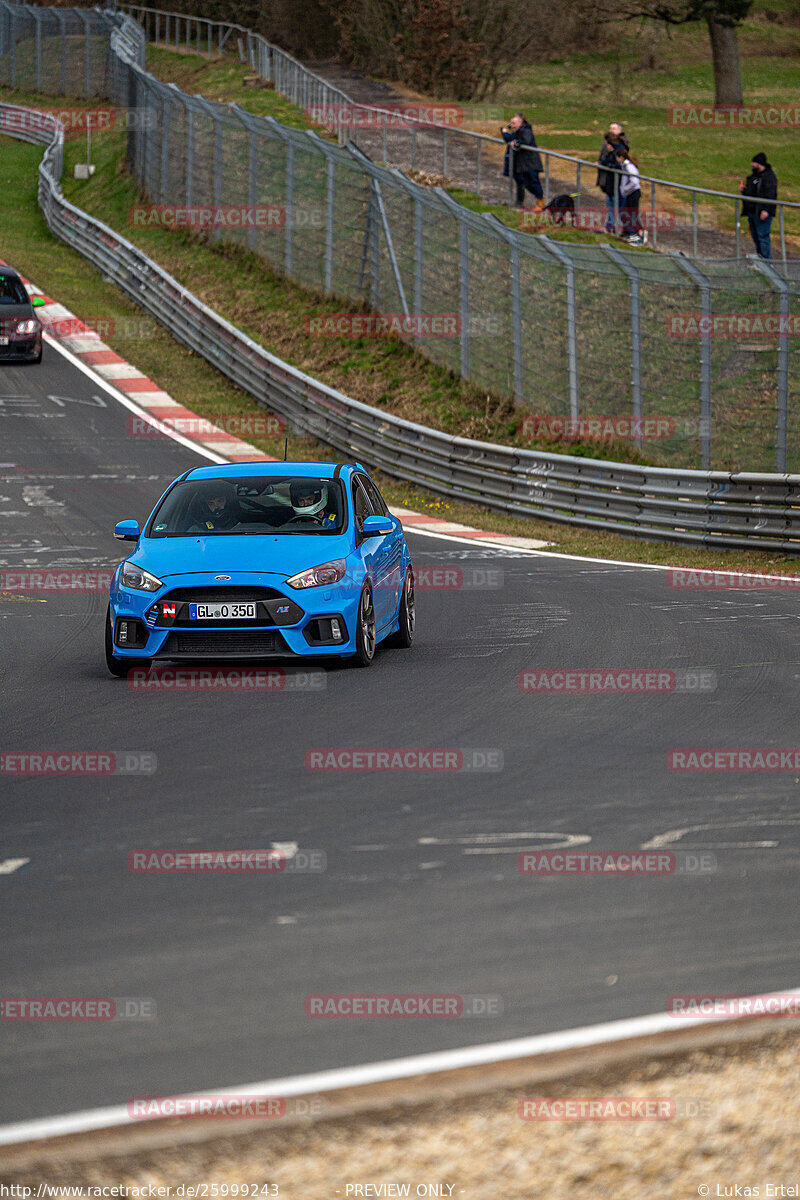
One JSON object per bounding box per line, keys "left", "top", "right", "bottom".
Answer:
{"left": 740, "top": 152, "right": 778, "bottom": 259}
{"left": 502, "top": 112, "right": 545, "bottom": 209}
{"left": 596, "top": 122, "right": 629, "bottom": 233}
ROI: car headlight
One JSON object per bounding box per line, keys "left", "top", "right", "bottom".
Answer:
{"left": 121, "top": 562, "right": 163, "bottom": 592}
{"left": 286, "top": 559, "right": 347, "bottom": 589}
{"left": 16, "top": 319, "right": 40, "bottom": 335}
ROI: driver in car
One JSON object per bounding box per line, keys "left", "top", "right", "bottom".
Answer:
{"left": 187, "top": 480, "right": 241, "bottom": 532}
{"left": 289, "top": 482, "right": 337, "bottom": 528}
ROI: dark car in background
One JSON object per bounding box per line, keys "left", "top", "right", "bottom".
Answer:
{"left": 0, "top": 267, "right": 44, "bottom": 363}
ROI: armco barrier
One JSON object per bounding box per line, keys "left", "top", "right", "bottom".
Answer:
{"left": 5, "top": 94, "right": 800, "bottom": 552}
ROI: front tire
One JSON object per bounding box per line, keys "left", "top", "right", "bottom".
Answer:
{"left": 385, "top": 567, "right": 415, "bottom": 649}
{"left": 350, "top": 585, "right": 376, "bottom": 668}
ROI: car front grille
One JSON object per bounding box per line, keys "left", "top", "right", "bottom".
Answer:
{"left": 159, "top": 631, "right": 285, "bottom": 657}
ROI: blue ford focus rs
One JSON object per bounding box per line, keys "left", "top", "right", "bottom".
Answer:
{"left": 105, "top": 461, "right": 414, "bottom": 675}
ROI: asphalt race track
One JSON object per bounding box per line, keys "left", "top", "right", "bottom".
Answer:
{"left": 1, "top": 342, "right": 799, "bottom": 1125}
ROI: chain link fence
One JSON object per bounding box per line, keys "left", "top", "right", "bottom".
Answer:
{"left": 1, "top": 2, "right": 799, "bottom": 473}
{"left": 117, "top": 2, "right": 800, "bottom": 266}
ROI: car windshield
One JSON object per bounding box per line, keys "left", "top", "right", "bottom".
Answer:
{"left": 147, "top": 475, "right": 346, "bottom": 537}
{"left": 0, "top": 276, "right": 30, "bottom": 305}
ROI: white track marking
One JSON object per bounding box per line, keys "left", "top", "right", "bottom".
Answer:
{"left": 642, "top": 819, "right": 800, "bottom": 851}
{"left": 1, "top": 988, "right": 799, "bottom": 1146}
{"left": 0, "top": 858, "right": 30, "bottom": 875}
{"left": 43, "top": 335, "right": 227, "bottom": 465}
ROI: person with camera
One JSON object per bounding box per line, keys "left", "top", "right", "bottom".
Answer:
{"left": 502, "top": 112, "right": 545, "bottom": 211}
{"left": 596, "top": 122, "right": 629, "bottom": 233}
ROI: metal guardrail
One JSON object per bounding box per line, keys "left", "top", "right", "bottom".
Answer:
{"left": 115, "top": 1, "right": 800, "bottom": 264}
{"left": 5, "top": 92, "right": 800, "bottom": 553}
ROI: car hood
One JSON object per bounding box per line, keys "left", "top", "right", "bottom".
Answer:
{"left": 128, "top": 533, "right": 352, "bottom": 580}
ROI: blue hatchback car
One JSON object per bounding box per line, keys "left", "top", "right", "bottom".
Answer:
{"left": 106, "top": 461, "right": 414, "bottom": 674}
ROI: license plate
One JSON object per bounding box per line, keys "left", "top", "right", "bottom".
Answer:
{"left": 189, "top": 602, "right": 256, "bottom": 620}
{"left": 0, "top": 338, "right": 7, "bottom": 346}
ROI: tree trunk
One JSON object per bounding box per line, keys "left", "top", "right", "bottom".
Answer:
{"left": 706, "top": 16, "right": 744, "bottom": 106}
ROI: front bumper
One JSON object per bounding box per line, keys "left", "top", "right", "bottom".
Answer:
{"left": 109, "top": 572, "right": 359, "bottom": 660}
{"left": 0, "top": 336, "right": 41, "bottom": 361}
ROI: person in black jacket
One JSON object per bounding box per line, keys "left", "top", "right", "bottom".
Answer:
{"left": 596, "top": 123, "right": 629, "bottom": 233}
{"left": 740, "top": 153, "right": 778, "bottom": 259}
{"left": 502, "top": 113, "right": 545, "bottom": 210}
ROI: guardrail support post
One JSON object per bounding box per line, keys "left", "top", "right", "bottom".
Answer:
{"left": 751, "top": 257, "right": 790, "bottom": 473}
{"left": 674, "top": 254, "right": 712, "bottom": 469}
{"left": 601, "top": 244, "right": 642, "bottom": 447}
{"left": 325, "top": 156, "right": 335, "bottom": 293}
{"left": 541, "top": 236, "right": 579, "bottom": 422}
{"left": 285, "top": 139, "right": 294, "bottom": 273}
{"left": 185, "top": 98, "right": 194, "bottom": 207}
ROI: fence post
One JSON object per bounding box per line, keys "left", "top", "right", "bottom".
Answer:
{"left": 325, "top": 155, "right": 335, "bottom": 293}
{"left": 9, "top": 3, "right": 16, "bottom": 89}
{"left": 32, "top": 7, "right": 41, "bottom": 90}
{"left": 159, "top": 87, "right": 171, "bottom": 204}
{"left": 413, "top": 193, "right": 423, "bottom": 351}
{"left": 77, "top": 7, "right": 91, "bottom": 97}
{"left": 185, "top": 96, "right": 194, "bottom": 207}
{"left": 601, "top": 244, "right": 643, "bottom": 448}
{"left": 56, "top": 9, "right": 66, "bottom": 94}
{"left": 751, "top": 257, "right": 790, "bottom": 473}
{"left": 541, "top": 236, "right": 579, "bottom": 422}
{"left": 285, "top": 138, "right": 294, "bottom": 274}
{"left": 674, "top": 254, "right": 712, "bottom": 469}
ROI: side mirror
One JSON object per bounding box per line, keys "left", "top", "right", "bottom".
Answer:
{"left": 361, "top": 515, "right": 393, "bottom": 537}
{"left": 114, "top": 519, "right": 141, "bottom": 541}
{"left": 31, "top": 296, "right": 46, "bottom": 308}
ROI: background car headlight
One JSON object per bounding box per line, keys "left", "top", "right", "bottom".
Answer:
{"left": 121, "top": 562, "right": 163, "bottom": 592}
{"left": 286, "top": 559, "right": 346, "bottom": 589}
{"left": 15, "top": 319, "right": 40, "bottom": 335}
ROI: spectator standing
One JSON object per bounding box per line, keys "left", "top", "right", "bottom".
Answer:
{"left": 596, "top": 122, "right": 629, "bottom": 233}
{"left": 616, "top": 147, "right": 647, "bottom": 245}
{"left": 740, "top": 153, "right": 778, "bottom": 260}
{"left": 502, "top": 112, "right": 545, "bottom": 210}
